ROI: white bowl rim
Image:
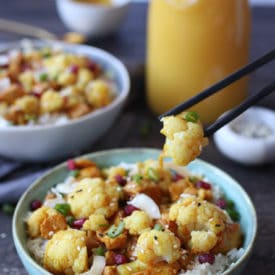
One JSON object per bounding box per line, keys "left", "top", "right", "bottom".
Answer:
{"left": 56, "top": 0, "right": 131, "bottom": 9}
{"left": 0, "top": 40, "right": 130, "bottom": 133}
{"left": 12, "top": 148, "right": 257, "bottom": 275}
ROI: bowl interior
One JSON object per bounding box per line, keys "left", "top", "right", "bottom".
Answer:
{"left": 13, "top": 148, "right": 257, "bottom": 274}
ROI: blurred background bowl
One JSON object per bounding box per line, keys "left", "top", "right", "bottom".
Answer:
{"left": 0, "top": 40, "right": 130, "bottom": 162}
{"left": 13, "top": 148, "right": 257, "bottom": 275}
{"left": 55, "top": 0, "right": 131, "bottom": 38}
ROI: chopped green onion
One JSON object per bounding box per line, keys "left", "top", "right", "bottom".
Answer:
{"left": 54, "top": 203, "right": 71, "bottom": 216}
{"left": 41, "top": 48, "right": 51, "bottom": 58}
{"left": 225, "top": 200, "right": 240, "bottom": 222}
{"left": 189, "top": 176, "right": 199, "bottom": 183}
{"left": 92, "top": 246, "right": 106, "bottom": 256}
{"left": 2, "top": 203, "right": 15, "bottom": 215}
{"left": 69, "top": 169, "right": 80, "bottom": 178}
{"left": 226, "top": 208, "right": 240, "bottom": 222}
{"left": 39, "top": 73, "right": 48, "bottom": 82}
{"left": 147, "top": 168, "right": 160, "bottom": 182}
{"left": 107, "top": 222, "right": 125, "bottom": 239}
{"left": 153, "top": 224, "right": 163, "bottom": 231}
{"left": 132, "top": 174, "right": 142, "bottom": 183}
{"left": 66, "top": 216, "right": 75, "bottom": 226}
{"left": 184, "top": 111, "right": 199, "bottom": 123}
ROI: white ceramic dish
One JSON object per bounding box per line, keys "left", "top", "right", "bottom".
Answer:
{"left": 0, "top": 40, "right": 130, "bottom": 162}
{"left": 214, "top": 106, "right": 275, "bottom": 165}
{"left": 56, "top": 0, "right": 130, "bottom": 38}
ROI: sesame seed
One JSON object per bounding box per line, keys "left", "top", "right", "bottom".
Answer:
{"left": 173, "top": 244, "right": 178, "bottom": 249}
{"left": 126, "top": 267, "right": 132, "bottom": 271}
{"left": 77, "top": 246, "right": 81, "bottom": 251}
{"left": 48, "top": 231, "right": 54, "bottom": 236}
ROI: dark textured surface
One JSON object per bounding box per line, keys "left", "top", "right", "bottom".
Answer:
{"left": 0, "top": 1, "right": 275, "bottom": 274}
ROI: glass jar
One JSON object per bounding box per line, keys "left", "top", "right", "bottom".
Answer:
{"left": 146, "top": 0, "right": 251, "bottom": 123}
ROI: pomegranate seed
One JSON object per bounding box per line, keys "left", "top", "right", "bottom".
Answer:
{"left": 67, "top": 159, "right": 76, "bottom": 170}
{"left": 72, "top": 218, "right": 87, "bottom": 229}
{"left": 124, "top": 204, "right": 139, "bottom": 216}
{"left": 196, "top": 181, "right": 211, "bottom": 190}
{"left": 30, "top": 200, "right": 42, "bottom": 211}
{"left": 198, "top": 253, "right": 215, "bottom": 265}
{"left": 216, "top": 199, "right": 227, "bottom": 209}
{"left": 114, "top": 254, "right": 128, "bottom": 265}
{"left": 31, "top": 91, "right": 42, "bottom": 98}
{"left": 69, "top": 65, "right": 79, "bottom": 74}
{"left": 87, "top": 61, "right": 98, "bottom": 73}
{"left": 114, "top": 175, "right": 127, "bottom": 186}
{"left": 173, "top": 173, "right": 184, "bottom": 182}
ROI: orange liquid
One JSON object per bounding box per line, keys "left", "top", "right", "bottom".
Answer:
{"left": 147, "top": 0, "right": 251, "bottom": 123}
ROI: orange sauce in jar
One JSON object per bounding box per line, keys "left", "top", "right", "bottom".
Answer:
{"left": 146, "top": 0, "right": 251, "bottom": 123}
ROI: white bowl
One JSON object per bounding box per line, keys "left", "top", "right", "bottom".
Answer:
{"left": 56, "top": 0, "right": 130, "bottom": 38}
{"left": 0, "top": 40, "right": 130, "bottom": 162}
{"left": 214, "top": 107, "right": 275, "bottom": 165}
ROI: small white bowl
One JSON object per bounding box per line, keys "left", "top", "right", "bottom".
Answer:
{"left": 214, "top": 106, "right": 275, "bottom": 165}
{"left": 56, "top": 0, "right": 130, "bottom": 38}
{"left": 0, "top": 40, "right": 130, "bottom": 162}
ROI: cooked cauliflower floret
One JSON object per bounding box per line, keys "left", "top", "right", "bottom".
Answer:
{"left": 124, "top": 210, "right": 152, "bottom": 235}
{"left": 14, "top": 95, "right": 39, "bottom": 115}
{"left": 85, "top": 80, "right": 111, "bottom": 108}
{"left": 104, "top": 166, "right": 127, "bottom": 179}
{"left": 40, "top": 90, "right": 64, "bottom": 113}
{"left": 77, "top": 68, "right": 94, "bottom": 89}
{"left": 19, "top": 71, "right": 34, "bottom": 92}
{"left": 169, "top": 197, "right": 227, "bottom": 253}
{"left": 68, "top": 178, "right": 120, "bottom": 219}
{"left": 57, "top": 71, "right": 77, "bottom": 86}
{"left": 135, "top": 229, "right": 181, "bottom": 264}
{"left": 44, "top": 229, "right": 88, "bottom": 274}
{"left": 83, "top": 214, "right": 108, "bottom": 231}
{"left": 27, "top": 206, "right": 67, "bottom": 239}
{"left": 161, "top": 112, "right": 208, "bottom": 166}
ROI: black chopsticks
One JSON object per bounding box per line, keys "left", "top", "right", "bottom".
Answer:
{"left": 159, "top": 48, "right": 275, "bottom": 137}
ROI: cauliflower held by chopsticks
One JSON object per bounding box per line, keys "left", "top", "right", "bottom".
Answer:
{"left": 161, "top": 111, "right": 208, "bottom": 166}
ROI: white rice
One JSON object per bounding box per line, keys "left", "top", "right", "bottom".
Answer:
{"left": 27, "top": 238, "right": 48, "bottom": 264}
{"left": 180, "top": 248, "right": 245, "bottom": 275}
{"left": 0, "top": 113, "right": 69, "bottom": 128}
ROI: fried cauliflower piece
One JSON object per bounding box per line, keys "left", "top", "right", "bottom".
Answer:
{"left": 83, "top": 214, "right": 108, "bottom": 231}
{"left": 97, "top": 231, "right": 128, "bottom": 250}
{"left": 169, "top": 196, "right": 227, "bottom": 253}
{"left": 13, "top": 95, "right": 39, "bottom": 115}
{"left": 85, "top": 80, "right": 111, "bottom": 108}
{"left": 77, "top": 68, "right": 94, "bottom": 89}
{"left": 124, "top": 211, "right": 152, "bottom": 235}
{"left": 160, "top": 112, "right": 208, "bottom": 166}
{"left": 135, "top": 229, "right": 181, "bottom": 264}
{"left": 68, "top": 178, "right": 120, "bottom": 219}
{"left": 19, "top": 71, "right": 35, "bottom": 92}
{"left": 40, "top": 90, "right": 64, "bottom": 113}
{"left": 44, "top": 229, "right": 88, "bottom": 274}
{"left": 27, "top": 206, "right": 67, "bottom": 239}
{"left": 104, "top": 166, "right": 127, "bottom": 179}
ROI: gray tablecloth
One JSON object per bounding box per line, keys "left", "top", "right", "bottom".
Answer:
{"left": 0, "top": 158, "right": 50, "bottom": 203}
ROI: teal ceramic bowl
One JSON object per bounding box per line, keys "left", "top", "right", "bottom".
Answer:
{"left": 13, "top": 148, "right": 257, "bottom": 275}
